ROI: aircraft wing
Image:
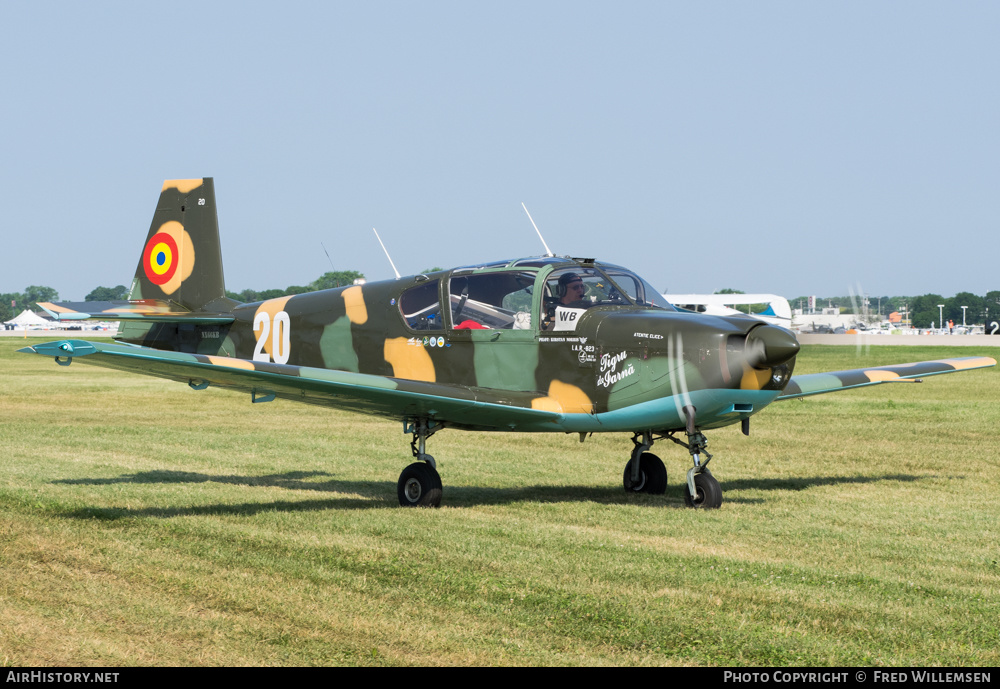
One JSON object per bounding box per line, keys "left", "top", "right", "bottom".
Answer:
{"left": 38, "top": 301, "right": 234, "bottom": 325}
{"left": 777, "top": 356, "right": 996, "bottom": 400}
{"left": 18, "top": 339, "right": 563, "bottom": 432}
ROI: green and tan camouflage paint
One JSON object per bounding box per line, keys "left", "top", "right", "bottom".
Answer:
{"left": 23, "top": 178, "right": 996, "bottom": 437}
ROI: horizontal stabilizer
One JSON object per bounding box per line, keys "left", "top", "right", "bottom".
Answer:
{"left": 778, "top": 356, "right": 996, "bottom": 400}
{"left": 37, "top": 301, "right": 234, "bottom": 325}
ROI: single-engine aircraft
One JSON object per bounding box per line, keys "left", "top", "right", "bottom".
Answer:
{"left": 22, "top": 179, "right": 996, "bottom": 508}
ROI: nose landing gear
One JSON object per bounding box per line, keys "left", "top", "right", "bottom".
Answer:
{"left": 624, "top": 406, "right": 724, "bottom": 509}
{"left": 676, "top": 405, "right": 722, "bottom": 509}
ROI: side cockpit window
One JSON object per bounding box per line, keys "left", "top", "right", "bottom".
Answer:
{"left": 398, "top": 279, "right": 443, "bottom": 331}
{"left": 449, "top": 272, "right": 535, "bottom": 330}
{"left": 541, "top": 268, "right": 673, "bottom": 328}
{"left": 539, "top": 266, "right": 672, "bottom": 330}
{"left": 544, "top": 268, "right": 630, "bottom": 309}
{"left": 542, "top": 268, "right": 629, "bottom": 330}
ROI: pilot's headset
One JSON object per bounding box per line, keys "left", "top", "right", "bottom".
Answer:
{"left": 556, "top": 272, "right": 581, "bottom": 299}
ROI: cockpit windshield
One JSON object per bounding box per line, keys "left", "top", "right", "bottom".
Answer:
{"left": 601, "top": 269, "right": 674, "bottom": 310}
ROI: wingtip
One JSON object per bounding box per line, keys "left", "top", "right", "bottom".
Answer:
{"left": 18, "top": 340, "right": 99, "bottom": 357}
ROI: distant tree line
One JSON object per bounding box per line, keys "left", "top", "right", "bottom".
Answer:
{"left": 79, "top": 270, "right": 369, "bottom": 307}
{"left": 85, "top": 285, "right": 130, "bottom": 301}
{"left": 223, "top": 270, "right": 365, "bottom": 303}
{"left": 711, "top": 289, "right": 768, "bottom": 315}
{"left": 0, "top": 286, "right": 60, "bottom": 322}
{"left": 0, "top": 271, "right": 366, "bottom": 322}
{"left": 790, "top": 291, "right": 1000, "bottom": 328}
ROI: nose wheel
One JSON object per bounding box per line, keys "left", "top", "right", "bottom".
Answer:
{"left": 682, "top": 470, "right": 722, "bottom": 509}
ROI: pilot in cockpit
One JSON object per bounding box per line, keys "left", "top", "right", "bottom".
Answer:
{"left": 557, "top": 272, "right": 586, "bottom": 305}
{"left": 542, "top": 271, "right": 588, "bottom": 330}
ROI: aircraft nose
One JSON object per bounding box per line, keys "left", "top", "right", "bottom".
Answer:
{"left": 745, "top": 325, "right": 800, "bottom": 369}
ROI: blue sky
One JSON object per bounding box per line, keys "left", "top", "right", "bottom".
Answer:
{"left": 2, "top": 1, "right": 996, "bottom": 301}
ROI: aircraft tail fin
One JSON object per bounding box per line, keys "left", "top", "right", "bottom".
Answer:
{"left": 129, "top": 178, "right": 231, "bottom": 312}
{"left": 39, "top": 178, "right": 238, "bottom": 329}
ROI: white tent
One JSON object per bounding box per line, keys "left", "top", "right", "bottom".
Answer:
{"left": 4, "top": 309, "right": 51, "bottom": 327}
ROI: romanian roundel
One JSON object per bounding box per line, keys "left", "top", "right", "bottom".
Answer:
{"left": 142, "top": 232, "right": 179, "bottom": 285}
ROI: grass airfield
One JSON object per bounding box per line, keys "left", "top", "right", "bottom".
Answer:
{"left": 0, "top": 339, "right": 997, "bottom": 666}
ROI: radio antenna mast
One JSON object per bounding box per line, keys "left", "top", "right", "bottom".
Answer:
{"left": 321, "top": 242, "right": 336, "bottom": 270}
{"left": 521, "top": 203, "right": 554, "bottom": 257}
{"left": 372, "top": 227, "right": 402, "bottom": 279}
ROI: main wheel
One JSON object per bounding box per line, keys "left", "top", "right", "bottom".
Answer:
{"left": 622, "top": 453, "right": 667, "bottom": 494}
{"left": 683, "top": 471, "right": 722, "bottom": 509}
{"left": 397, "top": 462, "right": 443, "bottom": 508}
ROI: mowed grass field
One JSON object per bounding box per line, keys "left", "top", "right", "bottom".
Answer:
{"left": 0, "top": 338, "right": 997, "bottom": 666}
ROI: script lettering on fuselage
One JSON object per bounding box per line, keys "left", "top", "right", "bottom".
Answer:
{"left": 597, "top": 351, "right": 635, "bottom": 388}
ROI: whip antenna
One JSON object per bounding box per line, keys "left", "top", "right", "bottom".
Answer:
{"left": 321, "top": 242, "right": 336, "bottom": 270}
{"left": 373, "top": 227, "right": 402, "bottom": 279}
{"left": 521, "top": 203, "right": 554, "bottom": 257}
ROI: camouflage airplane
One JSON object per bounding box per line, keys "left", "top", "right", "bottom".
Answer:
{"left": 22, "top": 178, "right": 996, "bottom": 508}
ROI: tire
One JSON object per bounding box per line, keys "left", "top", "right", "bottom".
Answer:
{"left": 622, "top": 453, "right": 667, "bottom": 495}
{"left": 397, "top": 462, "right": 443, "bottom": 508}
{"left": 683, "top": 472, "right": 722, "bottom": 509}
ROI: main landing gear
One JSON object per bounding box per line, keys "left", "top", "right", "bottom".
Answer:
{"left": 398, "top": 410, "right": 723, "bottom": 509}
{"left": 622, "top": 406, "right": 723, "bottom": 509}
{"left": 398, "top": 419, "right": 443, "bottom": 507}
{"left": 623, "top": 431, "right": 668, "bottom": 494}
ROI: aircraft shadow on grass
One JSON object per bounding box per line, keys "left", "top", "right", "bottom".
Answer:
{"left": 722, "top": 473, "right": 932, "bottom": 493}
{"left": 54, "top": 470, "right": 344, "bottom": 490}
{"left": 55, "top": 471, "right": 934, "bottom": 519}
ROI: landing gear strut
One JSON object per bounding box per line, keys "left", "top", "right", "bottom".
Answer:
{"left": 398, "top": 419, "right": 443, "bottom": 507}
